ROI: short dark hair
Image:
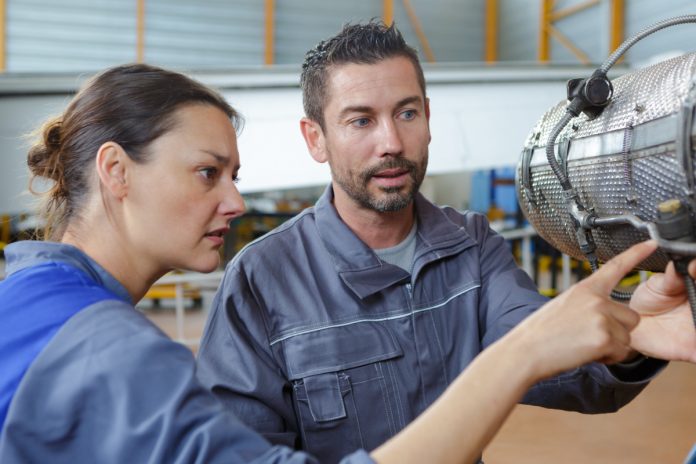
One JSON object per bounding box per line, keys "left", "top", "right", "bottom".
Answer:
{"left": 300, "top": 21, "right": 425, "bottom": 129}
{"left": 27, "top": 63, "right": 241, "bottom": 240}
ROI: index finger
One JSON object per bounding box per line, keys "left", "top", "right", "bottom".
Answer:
{"left": 689, "top": 258, "right": 696, "bottom": 279}
{"left": 584, "top": 240, "right": 658, "bottom": 295}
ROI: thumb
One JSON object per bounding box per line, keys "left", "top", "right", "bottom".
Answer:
{"left": 647, "top": 261, "right": 686, "bottom": 297}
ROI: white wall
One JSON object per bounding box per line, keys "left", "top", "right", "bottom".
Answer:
{"left": 0, "top": 95, "right": 72, "bottom": 214}
{"left": 229, "top": 77, "right": 573, "bottom": 194}
{"left": 0, "top": 65, "right": 592, "bottom": 214}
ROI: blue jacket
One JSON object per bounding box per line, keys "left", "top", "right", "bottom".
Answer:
{"left": 0, "top": 241, "right": 371, "bottom": 464}
{"left": 197, "top": 186, "right": 662, "bottom": 464}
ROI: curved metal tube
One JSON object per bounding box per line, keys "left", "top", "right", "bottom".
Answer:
{"left": 591, "top": 214, "right": 696, "bottom": 255}
{"left": 601, "top": 15, "right": 696, "bottom": 73}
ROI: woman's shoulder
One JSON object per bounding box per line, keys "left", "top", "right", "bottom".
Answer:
{"left": 2, "top": 299, "right": 282, "bottom": 463}
{"left": 47, "top": 299, "right": 183, "bottom": 364}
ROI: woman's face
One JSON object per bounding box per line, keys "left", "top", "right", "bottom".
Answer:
{"left": 125, "top": 103, "right": 245, "bottom": 274}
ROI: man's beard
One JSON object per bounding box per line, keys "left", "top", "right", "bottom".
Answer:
{"left": 331, "top": 154, "right": 428, "bottom": 212}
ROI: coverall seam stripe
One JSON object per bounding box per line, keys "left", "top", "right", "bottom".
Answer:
{"left": 268, "top": 282, "right": 481, "bottom": 346}
{"left": 387, "top": 359, "right": 406, "bottom": 427}
{"left": 428, "top": 309, "right": 450, "bottom": 384}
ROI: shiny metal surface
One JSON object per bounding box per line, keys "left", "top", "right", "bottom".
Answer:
{"left": 517, "top": 52, "right": 696, "bottom": 271}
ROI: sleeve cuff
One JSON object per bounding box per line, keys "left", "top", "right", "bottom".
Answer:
{"left": 606, "top": 356, "right": 668, "bottom": 382}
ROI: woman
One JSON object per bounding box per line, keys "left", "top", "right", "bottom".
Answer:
{"left": 0, "top": 63, "right": 692, "bottom": 464}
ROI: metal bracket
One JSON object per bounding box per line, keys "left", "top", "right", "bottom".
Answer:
{"left": 520, "top": 132, "right": 540, "bottom": 206}
{"left": 621, "top": 122, "right": 639, "bottom": 204}
{"left": 676, "top": 78, "right": 696, "bottom": 204}
{"left": 557, "top": 134, "right": 571, "bottom": 179}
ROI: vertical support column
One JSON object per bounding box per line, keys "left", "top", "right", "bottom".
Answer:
{"left": 264, "top": 0, "right": 275, "bottom": 65}
{"left": 609, "top": 0, "right": 624, "bottom": 54}
{"left": 383, "top": 0, "right": 394, "bottom": 25}
{"left": 136, "top": 0, "right": 145, "bottom": 63}
{"left": 175, "top": 283, "right": 185, "bottom": 342}
{"left": 484, "top": 0, "right": 497, "bottom": 62}
{"left": 522, "top": 235, "right": 533, "bottom": 277}
{"left": 561, "top": 254, "right": 571, "bottom": 291}
{"left": 538, "top": 0, "right": 553, "bottom": 62}
{"left": 0, "top": 214, "right": 10, "bottom": 245}
{"left": 402, "top": 0, "right": 435, "bottom": 62}
{"left": 0, "top": 0, "right": 6, "bottom": 72}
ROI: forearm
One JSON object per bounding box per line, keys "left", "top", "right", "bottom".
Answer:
{"left": 371, "top": 335, "right": 537, "bottom": 464}
{"left": 371, "top": 241, "right": 666, "bottom": 464}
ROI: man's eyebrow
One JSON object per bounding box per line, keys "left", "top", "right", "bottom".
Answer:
{"left": 337, "top": 95, "right": 423, "bottom": 120}
{"left": 338, "top": 105, "right": 374, "bottom": 119}
{"left": 395, "top": 95, "right": 423, "bottom": 108}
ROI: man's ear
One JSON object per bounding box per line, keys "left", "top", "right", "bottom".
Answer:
{"left": 95, "top": 142, "right": 129, "bottom": 199}
{"left": 424, "top": 97, "right": 432, "bottom": 143}
{"left": 300, "top": 117, "right": 328, "bottom": 163}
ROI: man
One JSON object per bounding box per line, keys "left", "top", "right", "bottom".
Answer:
{"left": 197, "top": 22, "right": 679, "bottom": 463}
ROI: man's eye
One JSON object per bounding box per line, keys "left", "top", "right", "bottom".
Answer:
{"left": 401, "top": 110, "right": 416, "bottom": 120}
{"left": 352, "top": 118, "right": 370, "bottom": 127}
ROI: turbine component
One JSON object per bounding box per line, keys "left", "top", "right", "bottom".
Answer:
{"left": 516, "top": 52, "right": 696, "bottom": 271}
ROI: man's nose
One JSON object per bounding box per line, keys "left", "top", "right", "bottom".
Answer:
{"left": 378, "top": 119, "right": 404, "bottom": 156}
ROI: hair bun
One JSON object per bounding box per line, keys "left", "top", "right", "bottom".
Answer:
{"left": 27, "top": 118, "right": 63, "bottom": 181}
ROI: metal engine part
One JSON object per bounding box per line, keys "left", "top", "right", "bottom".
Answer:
{"left": 516, "top": 52, "right": 696, "bottom": 271}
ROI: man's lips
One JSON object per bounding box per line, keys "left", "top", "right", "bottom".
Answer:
{"left": 370, "top": 168, "right": 410, "bottom": 188}
{"left": 373, "top": 168, "right": 409, "bottom": 178}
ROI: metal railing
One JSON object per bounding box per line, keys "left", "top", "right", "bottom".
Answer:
{"left": 147, "top": 270, "right": 224, "bottom": 346}
{"left": 0, "top": 226, "right": 594, "bottom": 349}
{"left": 153, "top": 226, "right": 545, "bottom": 348}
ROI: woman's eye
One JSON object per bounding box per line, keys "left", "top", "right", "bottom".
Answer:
{"left": 233, "top": 176, "right": 241, "bottom": 184}
{"left": 199, "top": 167, "right": 218, "bottom": 180}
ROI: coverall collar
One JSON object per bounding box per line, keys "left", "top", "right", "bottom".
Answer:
{"left": 314, "top": 185, "right": 475, "bottom": 298}
{"left": 5, "top": 241, "right": 133, "bottom": 304}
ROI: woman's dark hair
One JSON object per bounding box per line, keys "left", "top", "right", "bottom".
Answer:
{"left": 27, "top": 63, "right": 241, "bottom": 240}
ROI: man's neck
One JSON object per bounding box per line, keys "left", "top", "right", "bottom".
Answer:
{"left": 333, "top": 188, "right": 416, "bottom": 249}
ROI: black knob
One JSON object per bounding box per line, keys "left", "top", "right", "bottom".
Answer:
{"left": 584, "top": 76, "right": 613, "bottom": 106}
{"left": 656, "top": 199, "right": 695, "bottom": 241}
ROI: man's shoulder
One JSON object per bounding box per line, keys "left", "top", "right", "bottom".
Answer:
{"left": 230, "top": 207, "right": 319, "bottom": 263}
{"left": 429, "top": 203, "right": 493, "bottom": 240}
{"left": 439, "top": 205, "right": 487, "bottom": 224}
{"left": 416, "top": 193, "right": 488, "bottom": 227}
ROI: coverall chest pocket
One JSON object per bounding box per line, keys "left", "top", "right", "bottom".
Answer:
{"left": 282, "top": 322, "right": 404, "bottom": 463}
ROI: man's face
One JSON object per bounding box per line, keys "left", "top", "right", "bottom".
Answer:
{"left": 317, "top": 56, "right": 430, "bottom": 213}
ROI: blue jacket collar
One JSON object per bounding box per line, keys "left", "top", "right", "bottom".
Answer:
{"left": 314, "top": 185, "right": 475, "bottom": 298}
{"left": 5, "top": 241, "right": 133, "bottom": 304}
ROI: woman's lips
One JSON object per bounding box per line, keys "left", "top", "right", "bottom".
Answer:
{"left": 205, "top": 227, "right": 229, "bottom": 246}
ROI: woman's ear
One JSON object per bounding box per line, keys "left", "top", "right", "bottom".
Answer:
{"left": 300, "top": 117, "right": 328, "bottom": 163}
{"left": 95, "top": 142, "right": 129, "bottom": 199}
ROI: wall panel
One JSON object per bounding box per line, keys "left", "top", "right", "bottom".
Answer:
{"left": 274, "top": 0, "right": 381, "bottom": 65}
{"left": 7, "top": 0, "right": 136, "bottom": 72}
{"left": 146, "top": 0, "right": 264, "bottom": 69}
{"left": 624, "top": 0, "right": 696, "bottom": 68}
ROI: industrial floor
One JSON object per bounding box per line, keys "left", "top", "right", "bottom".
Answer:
{"left": 145, "top": 305, "right": 696, "bottom": 464}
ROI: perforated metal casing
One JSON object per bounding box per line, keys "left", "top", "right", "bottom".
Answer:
{"left": 516, "top": 52, "right": 696, "bottom": 271}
